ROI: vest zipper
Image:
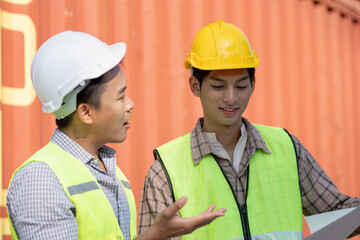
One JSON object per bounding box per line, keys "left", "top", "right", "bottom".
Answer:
{"left": 213, "top": 155, "right": 252, "bottom": 240}
{"left": 240, "top": 204, "right": 251, "bottom": 240}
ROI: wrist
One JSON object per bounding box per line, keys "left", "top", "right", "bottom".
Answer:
{"left": 135, "top": 225, "right": 161, "bottom": 240}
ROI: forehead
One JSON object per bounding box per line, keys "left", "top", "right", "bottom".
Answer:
{"left": 103, "top": 65, "right": 126, "bottom": 88}
{"left": 207, "top": 68, "right": 249, "bottom": 81}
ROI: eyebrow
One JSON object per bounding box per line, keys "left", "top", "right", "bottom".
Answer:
{"left": 209, "top": 75, "right": 249, "bottom": 82}
{"left": 118, "top": 86, "right": 127, "bottom": 94}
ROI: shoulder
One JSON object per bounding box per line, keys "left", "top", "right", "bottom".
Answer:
{"left": 10, "top": 161, "right": 58, "bottom": 186}
{"left": 7, "top": 161, "right": 65, "bottom": 205}
{"left": 145, "top": 160, "right": 168, "bottom": 185}
{"left": 143, "top": 160, "right": 172, "bottom": 195}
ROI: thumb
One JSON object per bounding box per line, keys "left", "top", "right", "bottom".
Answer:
{"left": 163, "top": 196, "right": 188, "bottom": 217}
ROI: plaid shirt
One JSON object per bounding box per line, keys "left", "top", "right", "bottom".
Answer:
{"left": 6, "top": 129, "right": 131, "bottom": 240}
{"left": 138, "top": 118, "right": 360, "bottom": 239}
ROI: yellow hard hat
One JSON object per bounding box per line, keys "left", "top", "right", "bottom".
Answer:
{"left": 184, "top": 20, "right": 259, "bottom": 70}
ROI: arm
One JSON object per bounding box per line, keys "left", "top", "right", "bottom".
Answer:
{"left": 292, "top": 135, "right": 360, "bottom": 237}
{"left": 6, "top": 162, "right": 78, "bottom": 240}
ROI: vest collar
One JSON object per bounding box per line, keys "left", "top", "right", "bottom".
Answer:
{"left": 190, "top": 118, "right": 271, "bottom": 165}
{"left": 51, "top": 128, "right": 117, "bottom": 165}
{"left": 244, "top": 119, "right": 272, "bottom": 156}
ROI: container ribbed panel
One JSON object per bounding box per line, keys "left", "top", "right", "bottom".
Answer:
{"left": 1, "top": 0, "right": 359, "bottom": 238}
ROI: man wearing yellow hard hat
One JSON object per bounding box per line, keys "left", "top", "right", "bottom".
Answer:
{"left": 138, "top": 20, "right": 360, "bottom": 239}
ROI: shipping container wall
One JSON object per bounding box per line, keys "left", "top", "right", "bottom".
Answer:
{"left": 1, "top": 0, "right": 359, "bottom": 239}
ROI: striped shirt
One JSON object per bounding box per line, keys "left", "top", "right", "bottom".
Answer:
{"left": 6, "top": 128, "right": 131, "bottom": 240}
{"left": 138, "top": 118, "right": 360, "bottom": 239}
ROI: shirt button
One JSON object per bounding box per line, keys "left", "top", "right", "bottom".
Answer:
{"left": 92, "top": 158, "right": 100, "bottom": 166}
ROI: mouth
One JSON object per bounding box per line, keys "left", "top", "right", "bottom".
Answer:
{"left": 123, "top": 121, "right": 131, "bottom": 128}
{"left": 219, "top": 107, "right": 239, "bottom": 113}
{"left": 123, "top": 115, "right": 131, "bottom": 128}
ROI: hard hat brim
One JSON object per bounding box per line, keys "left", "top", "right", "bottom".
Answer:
{"left": 109, "top": 42, "right": 127, "bottom": 67}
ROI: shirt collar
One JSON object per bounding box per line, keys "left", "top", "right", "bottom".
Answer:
{"left": 243, "top": 118, "right": 271, "bottom": 156}
{"left": 204, "top": 123, "right": 247, "bottom": 161}
{"left": 50, "top": 128, "right": 117, "bottom": 164}
{"left": 190, "top": 118, "right": 213, "bottom": 165}
{"left": 190, "top": 118, "right": 271, "bottom": 165}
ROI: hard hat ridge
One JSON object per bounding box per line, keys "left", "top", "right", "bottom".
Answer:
{"left": 31, "top": 31, "right": 126, "bottom": 119}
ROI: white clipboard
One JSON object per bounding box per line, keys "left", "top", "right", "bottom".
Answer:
{"left": 304, "top": 206, "right": 360, "bottom": 240}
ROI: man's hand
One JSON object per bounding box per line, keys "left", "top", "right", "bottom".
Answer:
{"left": 136, "top": 196, "right": 226, "bottom": 240}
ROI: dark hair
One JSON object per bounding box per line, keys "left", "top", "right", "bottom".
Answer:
{"left": 55, "top": 66, "right": 118, "bottom": 128}
{"left": 192, "top": 67, "right": 256, "bottom": 87}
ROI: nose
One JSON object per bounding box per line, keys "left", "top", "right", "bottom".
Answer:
{"left": 223, "top": 87, "right": 237, "bottom": 105}
{"left": 126, "top": 96, "right": 135, "bottom": 111}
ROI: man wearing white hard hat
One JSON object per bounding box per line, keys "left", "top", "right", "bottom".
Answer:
{"left": 6, "top": 31, "right": 226, "bottom": 240}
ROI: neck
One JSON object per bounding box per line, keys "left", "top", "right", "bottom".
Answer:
{"left": 59, "top": 127, "right": 102, "bottom": 159}
{"left": 203, "top": 120, "right": 242, "bottom": 159}
{"left": 216, "top": 130, "right": 241, "bottom": 148}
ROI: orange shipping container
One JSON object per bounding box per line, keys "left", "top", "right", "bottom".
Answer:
{"left": 1, "top": 0, "right": 359, "bottom": 239}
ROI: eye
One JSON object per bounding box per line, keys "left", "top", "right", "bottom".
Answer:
{"left": 211, "top": 85, "right": 224, "bottom": 89}
{"left": 236, "top": 85, "right": 248, "bottom": 89}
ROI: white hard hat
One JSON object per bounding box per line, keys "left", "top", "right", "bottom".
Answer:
{"left": 31, "top": 31, "right": 126, "bottom": 119}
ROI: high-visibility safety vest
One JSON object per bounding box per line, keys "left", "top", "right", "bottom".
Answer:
{"left": 8, "top": 142, "right": 137, "bottom": 240}
{"left": 155, "top": 124, "right": 303, "bottom": 240}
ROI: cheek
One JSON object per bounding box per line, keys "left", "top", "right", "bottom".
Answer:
{"left": 200, "top": 96, "right": 215, "bottom": 110}
{"left": 240, "top": 95, "right": 252, "bottom": 109}
{"left": 117, "top": 106, "right": 126, "bottom": 121}
{"left": 104, "top": 105, "right": 125, "bottom": 124}
{"left": 241, "top": 89, "right": 253, "bottom": 100}
{"left": 201, "top": 91, "right": 218, "bottom": 102}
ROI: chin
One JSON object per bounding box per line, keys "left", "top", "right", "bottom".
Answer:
{"left": 110, "top": 136, "right": 127, "bottom": 144}
{"left": 221, "top": 119, "right": 242, "bottom": 126}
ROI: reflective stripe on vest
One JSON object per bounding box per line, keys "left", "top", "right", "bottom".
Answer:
{"left": 68, "top": 181, "right": 99, "bottom": 195}
{"left": 8, "top": 142, "right": 137, "bottom": 240}
{"left": 229, "top": 231, "right": 302, "bottom": 240}
{"left": 155, "top": 124, "right": 303, "bottom": 240}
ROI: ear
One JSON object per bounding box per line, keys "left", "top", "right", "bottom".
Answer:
{"left": 189, "top": 76, "right": 201, "bottom": 97}
{"left": 251, "top": 79, "right": 256, "bottom": 93}
{"left": 76, "top": 103, "right": 93, "bottom": 124}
